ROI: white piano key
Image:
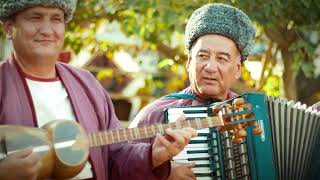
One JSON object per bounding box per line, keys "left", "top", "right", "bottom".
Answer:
{"left": 197, "top": 128, "right": 210, "bottom": 133}
{"left": 192, "top": 167, "right": 211, "bottom": 172}
{"left": 174, "top": 159, "right": 211, "bottom": 165}
{"left": 184, "top": 146, "right": 209, "bottom": 150}
{"left": 191, "top": 136, "right": 209, "bottom": 140}
{"left": 174, "top": 150, "right": 210, "bottom": 160}
{"left": 186, "top": 143, "right": 209, "bottom": 148}
{"left": 192, "top": 139, "right": 216, "bottom": 147}
{"left": 185, "top": 113, "right": 208, "bottom": 118}
{"left": 168, "top": 115, "right": 185, "bottom": 122}
{"left": 197, "top": 177, "right": 213, "bottom": 180}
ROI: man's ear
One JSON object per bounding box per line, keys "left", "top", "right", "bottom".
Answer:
{"left": 235, "top": 59, "right": 242, "bottom": 79}
{"left": 186, "top": 52, "right": 192, "bottom": 72}
{"left": 2, "top": 20, "right": 14, "bottom": 39}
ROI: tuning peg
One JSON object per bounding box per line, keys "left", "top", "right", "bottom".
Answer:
{"left": 253, "top": 127, "right": 263, "bottom": 135}
{"left": 221, "top": 104, "right": 232, "bottom": 122}
{"left": 211, "top": 106, "right": 220, "bottom": 114}
{"left": 232, "top": 135, "right": 243, "bottom": 144}
{"left": 252, "top": 121, "right": 263, "bottom": 135}
{"left": 243, "top": 103, "right": 252, "bottom": 110}
{"left": 237, "top": 125, "right": 247, "bottom": 138}
{"left": 223, "top": 104, "right": 232, "bottom": 112}
{"left": 238, "top": 130, "right": 247, "bottom": 138}
{"left": 233, "top": 98, "right": 245, "bottom": 106}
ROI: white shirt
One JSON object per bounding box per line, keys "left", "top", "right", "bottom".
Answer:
{"left": 26, "top": 77, "right": 93, "bottom": 179}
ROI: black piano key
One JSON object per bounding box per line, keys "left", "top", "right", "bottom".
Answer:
{"left": 195, "top": 172, "right": 219, "bottom": 178}
{"left": 187, "top": 148, "right": 218, "bottom": 155}
{"left": 194, "top": 163, "right": 220, "bottom": 171}
{"left": 198, "top": 133, "right": 210, "bottom": 136}
{"left": 190, "top": 140, "right": 208, "bottom": 144}
{"left": 183, "top": 109, "right": 208, "bottom": 114}
{"left": 187, "top": 149, "right": 209, "bottom": 154}
{"left": 195, "top": 164, "right": 211, "bottom": 168}
{"left": 187, "top": 157, "right": 210, "bottom": 161}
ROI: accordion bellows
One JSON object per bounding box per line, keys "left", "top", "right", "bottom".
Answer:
{"left": 267, "top": 96, "right": 320, "bottom": 180}
{"left": 165, "top": 93, "right": 320, "bottom": 180}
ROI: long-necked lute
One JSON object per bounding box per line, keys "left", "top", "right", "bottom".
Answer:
{"left": 0, "top": 98, "right": 261, "bottom": 179}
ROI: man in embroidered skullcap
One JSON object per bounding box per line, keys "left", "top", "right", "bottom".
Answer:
{"left": 0, "top": 1, "right": 197, "bottom": 179}
{"left": 130, "top": 3, "right": 256, "bottom": 180}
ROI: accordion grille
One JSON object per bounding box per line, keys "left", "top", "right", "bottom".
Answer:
{"left": 267, "top": 96, "right": 320, "bottom": 180}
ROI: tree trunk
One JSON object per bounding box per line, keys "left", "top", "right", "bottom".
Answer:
{"left": 280, "top": 47, "right": 298, "bottom": 100}
{"left": 296, "top": 69, "right": 320, "bottom": 105}
{"left": 264, "top": 27, "right": 298, "bottom": 100}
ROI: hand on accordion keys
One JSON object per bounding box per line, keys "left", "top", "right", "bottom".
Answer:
{"left": 167, "top": 161, "right": 196, "bottom": 180}
{"left": 151, "top": 115, "right": 198, "bottom": 168}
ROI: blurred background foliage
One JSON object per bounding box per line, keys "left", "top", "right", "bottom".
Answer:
{"left": 1, "top": 0, "right": 319, "bottom": 105}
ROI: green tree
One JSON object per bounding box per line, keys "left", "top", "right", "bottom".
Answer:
{"left": 70, "top": 0, "right": 320, "bottom": 104}
{"left": 233, "top": 0, "right": 320, "bottom": 103}
{"left": 1, "top": 0, "right": 319, "bottom": 104}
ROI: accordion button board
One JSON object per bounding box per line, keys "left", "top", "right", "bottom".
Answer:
{"left": 164, "top": 93, "right": 320, "bottom": 180}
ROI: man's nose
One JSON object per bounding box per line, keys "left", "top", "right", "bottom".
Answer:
{"left": 204, "top": 59, "right": 219, "bottom": 72}
{"left": 39, "top": 20, "right": 54, "bottom": 36}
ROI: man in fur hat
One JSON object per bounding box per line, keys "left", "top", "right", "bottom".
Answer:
{"left": 0, "top": 1, "right": 197, "bottom": 179}
{"left": 130, "top": 3, "right": 256, "bottom": 180}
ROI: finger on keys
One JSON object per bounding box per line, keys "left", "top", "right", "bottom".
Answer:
{"left": 182, "top": 170, "right": 196, "bottom": 180}
{"left": 169, "top": 162, "right": 196, "bottom": 180}
{"left": 166, "top": 128, "right": 186, "bottom": 145}
{"left": 185, "top": 162, "right": 196, "bottom": 169}
{"left": 156, "top": 133, "right": 172, "bottom": 148}
{"left": 185, "top": 175, "right": 196, "bottom": 180}
{"left": 181, "top": 127, "right": 198, "bottom": 138}
{"left": 176, "top": 113, "right": 187, "bottom": 122}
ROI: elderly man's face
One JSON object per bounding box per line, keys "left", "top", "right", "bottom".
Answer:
{"left": 4, "top": 6, "right": 65, "bottom": 61}
{"left": 187, "top": 34, "right": 242, "bottom": 99}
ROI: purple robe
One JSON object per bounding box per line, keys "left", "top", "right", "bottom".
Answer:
{"left": 130, "top": 86, "right": 237, "bottom": 143}
{"left": 0, "top": 57, "right": 169, "bottom": 180}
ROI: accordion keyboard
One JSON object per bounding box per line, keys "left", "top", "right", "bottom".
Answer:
{"left": 165, "top": 93, "right": 320, "bottom": 180}
{"left": 173, "top": 128, "right": 223, "bottom": 180}
{"left": 173, "top": 127, "right": 252, "bottom": 180}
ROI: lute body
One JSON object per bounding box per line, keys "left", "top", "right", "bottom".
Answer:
{"left": 0, "top": 120, "right": 89, "bottom": 179}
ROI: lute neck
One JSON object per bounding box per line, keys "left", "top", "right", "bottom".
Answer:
{"left": 88, "top": 116, "right": 223, "bottom": 147}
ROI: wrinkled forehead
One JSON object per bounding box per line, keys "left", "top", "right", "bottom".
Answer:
{"left": 15, "top": 5, "right": 65, "bottom": 17}
{"left": 191, "top": 34, "right": 239, "bottom": 53}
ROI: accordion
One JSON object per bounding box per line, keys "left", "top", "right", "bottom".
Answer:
{"left": 164, "top": 93, "right": 320, "bottom": 180}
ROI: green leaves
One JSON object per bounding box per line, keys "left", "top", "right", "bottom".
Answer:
{"left": 0, "top": 0, "right": 319, "bottom": 101}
